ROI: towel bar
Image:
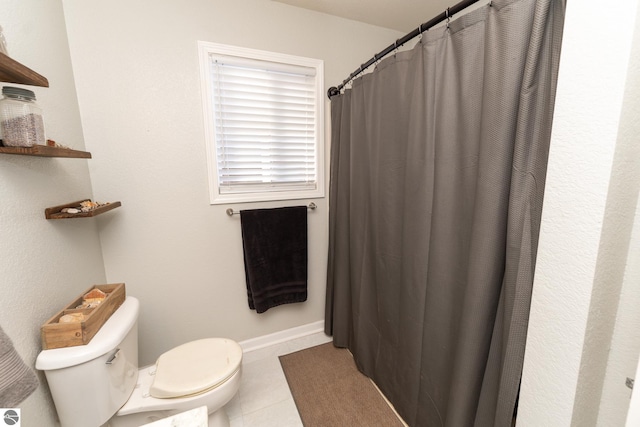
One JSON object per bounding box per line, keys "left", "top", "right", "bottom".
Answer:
{"left": 226, "top": 202, "right": 317, "bottom": 217}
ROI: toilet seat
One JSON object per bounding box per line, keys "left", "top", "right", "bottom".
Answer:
{"left": 150, "top": 338, "right": 243, "bottom": 399}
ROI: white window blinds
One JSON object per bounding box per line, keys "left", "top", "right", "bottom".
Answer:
{"left": 209, "top": 54, "right": 318, "bottom": 195}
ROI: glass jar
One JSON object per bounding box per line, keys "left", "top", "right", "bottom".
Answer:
{"left": 0, "top": 25, "right": 8, "bottom": 55}
{"left": 0, "top": 86, "right": 45, "bottom": 147}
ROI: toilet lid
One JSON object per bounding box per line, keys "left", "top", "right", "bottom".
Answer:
{"left": 150, "top": 338, "right": 243, "bottom": 399}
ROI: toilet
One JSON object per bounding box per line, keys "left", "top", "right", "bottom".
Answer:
{"left": 35, "top": 296, "right": 242, "bottom": 427}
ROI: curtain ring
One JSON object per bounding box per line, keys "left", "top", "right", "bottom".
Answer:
{"left": 446, "top": 7, "right": 451, "bottom": 29}
{"left": 418, "top": 24, "right": 424, "bottom": 41}
{"left": 393, "top": 40, "right": 399, "bottom": 57}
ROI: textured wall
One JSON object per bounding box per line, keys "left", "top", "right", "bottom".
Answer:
{"left": 519, "top": 0, "right": 640, "bottom": 425}
{"left": 62, "top": 0, "right": 403, "bottom": 366}
{"left": 0, "top": 1, "right": 107, "bottom": 426}
{"left": 595, "top": 3, "right": 640, "bottom": 424}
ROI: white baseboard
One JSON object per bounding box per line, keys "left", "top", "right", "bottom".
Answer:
{"left": 238, "top": 320, "right": 325, "bottom": 353}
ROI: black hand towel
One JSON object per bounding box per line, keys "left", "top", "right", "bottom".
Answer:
{"left": 240, "top": 206, "right": 308, "bottom": 313}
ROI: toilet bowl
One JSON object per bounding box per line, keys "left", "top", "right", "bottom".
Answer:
{"left": 35, "top": 297, "right": 242, "bottom": 427}
{"left": 107, "top": 364, "right": 241, "bottom": 427}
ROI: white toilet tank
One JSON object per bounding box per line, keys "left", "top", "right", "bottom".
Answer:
{"left": 36, "top": 296, "right": 140, "bottom": 427}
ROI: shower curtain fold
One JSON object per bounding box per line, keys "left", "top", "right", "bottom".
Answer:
{"left": 324, "top": 1, "right": 566, "bottom": 426}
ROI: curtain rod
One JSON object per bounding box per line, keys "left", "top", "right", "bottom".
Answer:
{"left": 327, "top": 0, "right": 485, "bottom": 99}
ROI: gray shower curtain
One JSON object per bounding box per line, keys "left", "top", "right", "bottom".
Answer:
{"left": 324, "top": 0, "right": 566, "bottom": 426}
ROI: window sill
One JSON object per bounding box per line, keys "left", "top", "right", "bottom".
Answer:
{"left": 209, "top": 188, "right": 324, "bottom": 205}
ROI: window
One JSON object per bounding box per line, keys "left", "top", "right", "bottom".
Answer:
{"left": 198, "top": 41, "right": 325, "bottom": 204}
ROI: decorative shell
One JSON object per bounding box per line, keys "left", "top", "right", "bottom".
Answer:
{"left": 59, "top": 313, "right": 85, "bottom": 323}
{"left": 80, "top": 200, "right": 99, "bottom": 212}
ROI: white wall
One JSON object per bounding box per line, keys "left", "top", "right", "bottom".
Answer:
{"left": 595, "top": 3, "right": 640, "bottom": 423}
{"left": 0, "top": 1, "right": 107, "bottom": 426}
{"left": 599, "top": 207, "right": 640, "bottom": 426}
{"left": 519, "top": 0, "right": 640, "bottom": 425}
{"left": 62, "top": 0, "right": 403, "bottom": 366}
{"left": 626, "top": 348, "right": 640, "bottom": 425}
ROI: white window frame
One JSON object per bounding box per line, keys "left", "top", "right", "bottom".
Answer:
{"left": 198, "top": 41, "right": 325, "bottom": 205}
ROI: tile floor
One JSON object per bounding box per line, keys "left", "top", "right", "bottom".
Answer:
{"left": 226, "top": 332, "right": 333, "bottom": 427}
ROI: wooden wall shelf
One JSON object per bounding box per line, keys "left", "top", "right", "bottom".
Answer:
{"left": 0, "top": 52, "right": 49, "bottom": 87}
{"left": 0, "top": 56, "right": 120, "bottom": 223}
{"left": 45, "top": 200, "right": 121, "bottom": 219}
{"left": 0, "top": 145, "right": 91, "bottom": 158}
{"left": 0, "top": 57, "right": 88, "bottom": 158}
